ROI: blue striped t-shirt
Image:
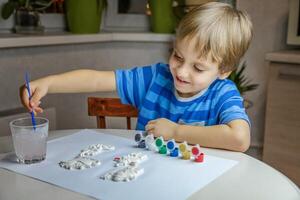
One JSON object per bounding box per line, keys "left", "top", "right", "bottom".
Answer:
{"left": 115, "top": 62, "right": 250, "bottom": 130}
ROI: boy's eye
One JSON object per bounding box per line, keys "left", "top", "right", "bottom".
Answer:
{"left": 194, "top": 66, "right": 204, "bottom": 72}
{"left": 173, "top": 52, "right": 183, "bottom": 61}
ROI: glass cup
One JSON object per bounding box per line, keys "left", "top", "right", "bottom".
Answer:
{"left": 9, "top": 117, "right": 49, "bottom": 164}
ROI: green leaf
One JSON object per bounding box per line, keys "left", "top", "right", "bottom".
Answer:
{"left": 228, "top": 61, "right": 259, "bottom": 95}
{"left": 32, "top": 0, "right": 53, "bottom": 10}
{"left": 18, "top": 0, "right": 26, "bottom": 6}
{"left": 1, "top": 2, "right": 16, "bottom": 19}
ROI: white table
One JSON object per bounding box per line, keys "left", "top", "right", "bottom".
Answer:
{"left": 0, "top": 129, "right": 299, "bottom": 200}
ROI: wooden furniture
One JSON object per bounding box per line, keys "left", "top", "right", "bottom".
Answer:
{"left": 263, "top": 50, "right": 300, "bottom": 186}
{"left": 87, "top": 97, "right": 138, "bottom": 129}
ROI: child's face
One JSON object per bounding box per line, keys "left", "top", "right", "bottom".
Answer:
{"left": 169, "top": 38, "right": 227, "bottom": 98}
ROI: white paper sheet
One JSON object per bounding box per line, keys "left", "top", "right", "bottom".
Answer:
{"left": 0, "top": 129, "right": 238, "bottom": 200}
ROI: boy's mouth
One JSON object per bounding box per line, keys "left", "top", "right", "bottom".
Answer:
{"left": 176, "top": 76, "right": 189, "bottom": 84}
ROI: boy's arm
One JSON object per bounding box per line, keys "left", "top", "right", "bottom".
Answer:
{"left": 175, "top": 119, "right": 250, "bottom": 152}
{"left": 47, "top": 70, "right": 116, "bottom": 93}
{"left": 20, "top": 69, "right": 116, "bottom": 113}
{"left": 146, "top": 119, "right": 250, "bottom": 152}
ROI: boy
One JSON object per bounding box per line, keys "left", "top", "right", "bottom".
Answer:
{"left": 20, "top": 2, "right": 253, "bottom": 152}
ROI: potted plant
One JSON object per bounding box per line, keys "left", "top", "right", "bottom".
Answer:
{"left": 65, "top": 0, "right": 107, "bottom": 34}
{"left": 148, "top": 0, "right": 184, "bottom": 33}
{"left": 228, "top": 62, "right": 258, "bottom": 109}
{"left": 1, "top": 0, "right": 54, "bottom": 33}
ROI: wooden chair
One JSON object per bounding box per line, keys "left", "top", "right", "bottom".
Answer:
{"left": 88, "top": 97, "right": 138, "bottom": 129}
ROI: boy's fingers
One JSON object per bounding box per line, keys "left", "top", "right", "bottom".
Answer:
{"left": 145, "top": 125, "right": 153, "bottom": 132}
{"left": 145, "top": 124, "right": 150, "bottom": 131}
{"left": 145, "top": 124, "right": 154, "bottom": 132}
{"left": 19, "top": 85, "right": 43, "bottom": 113}
{"left": 19, "top": 85, "right": 30, "bottom": 110}
{"left": 147, "top": 129, "right": 154, "bottom": 134}
{"left": 32, "top": 107, "right": 43, "bottom": 116}
{"left": 30, "top": 88, "right": 43, "bottom": 106}
{"left": 32, "top": 101, "right": 41, "bottom": 107}
{"left": 34, "top": 107, "right": 43, "bottom": 113}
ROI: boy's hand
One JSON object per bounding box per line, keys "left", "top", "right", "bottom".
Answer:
{"left": 145, "top": 118, "right": 179, "bottom": 140}
{"left": 19, "top": 79, "right": 48, "bottom": 115}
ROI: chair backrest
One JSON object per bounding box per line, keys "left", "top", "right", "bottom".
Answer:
{"left": 88, "top": 97, "right": 138, "bottom": 129}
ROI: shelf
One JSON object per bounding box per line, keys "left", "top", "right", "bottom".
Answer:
{"left": 0, "top": 32, "right": 174, "bottom": 49}
{"left": 265, "top": 50, "right": 300, "bottom": 64}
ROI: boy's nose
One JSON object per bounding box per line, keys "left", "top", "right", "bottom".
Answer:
{"left": 177, "top": 64, "right": 189, "bottom": 78}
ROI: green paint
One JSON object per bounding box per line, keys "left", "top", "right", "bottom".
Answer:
{"left": 159, "top": 145, "right": 167, "bottom": 154}
{"left": 155, "top": 138, "right": 163, "bottom": 148}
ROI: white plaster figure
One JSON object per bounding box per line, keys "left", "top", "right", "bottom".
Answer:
{"left": 59, "top": 157, "right": 101, "bottom": 170}
{"left": 113, "top": 152, "right": 148, "bottom": 167}
{"left": 100, "top": 166, "right": 144, "bottom": 182}
{"left": 79, "top": 144, "right": 115, "bottom": 157}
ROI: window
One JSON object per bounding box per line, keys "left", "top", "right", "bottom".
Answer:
{"left": 103, "top": 0, "right": 150, "bottom": 32}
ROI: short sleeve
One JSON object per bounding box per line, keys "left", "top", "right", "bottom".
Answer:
{"left": 218, "top": 96, "right": 250, "bottom": 126}
{"left": 215, "top": 82, "right": 251, "bottom": 126}
{"left": 115, "top": 64, "right": 157, "bottom": 109}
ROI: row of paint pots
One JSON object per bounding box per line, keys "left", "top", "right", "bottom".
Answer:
{"left": 134, "top": 131, "right": 204, "bottom": 163}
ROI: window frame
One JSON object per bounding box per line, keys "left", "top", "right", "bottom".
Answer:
{"left": 102, "top": 0, "right": 150, "bottom": 32}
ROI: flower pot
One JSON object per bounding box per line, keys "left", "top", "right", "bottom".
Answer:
{"left": 148, "top": 0, "right": 176, "bottom": 33}
{"left": 65, "top": 0, "right": 105, "bottom": 34}
{"left": 14, "top": 9, "right": 44, "bottom": 34}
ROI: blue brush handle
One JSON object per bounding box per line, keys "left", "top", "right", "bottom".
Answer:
{"left": 25, "top": 72, "right": 37, "bottom": 130}
{"left": 30, "top": 111, "right": 36, "bottom": 130}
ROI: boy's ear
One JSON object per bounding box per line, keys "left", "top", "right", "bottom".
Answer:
{"left": 218, "top": 71, "right": 232, "bottom": 80}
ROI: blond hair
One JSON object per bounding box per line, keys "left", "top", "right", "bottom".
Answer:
{"left": 176, "top": 2, "right": 253, "bottom": 72}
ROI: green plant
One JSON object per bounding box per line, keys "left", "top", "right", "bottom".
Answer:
{"left": 228, "top": 62, "right": 258, "bottom": 96}
{"left": 1, "top": 0, "right": 53, "bottom": 19}
{"left": 65, "top": 0, "right": 107, "bottom": 34}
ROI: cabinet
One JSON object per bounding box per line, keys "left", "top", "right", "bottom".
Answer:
{"left": 263, "top": 51, "right": 300, "bottom": 186}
